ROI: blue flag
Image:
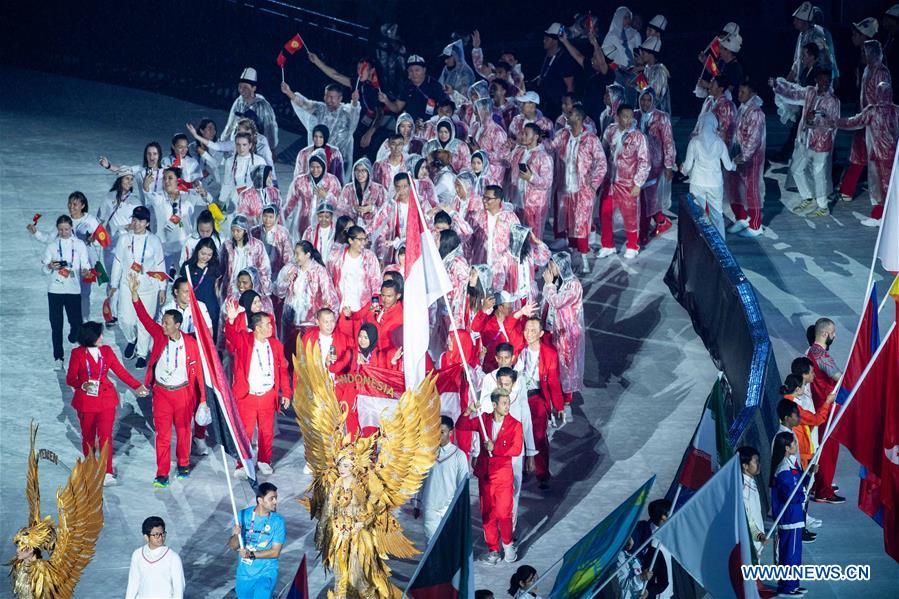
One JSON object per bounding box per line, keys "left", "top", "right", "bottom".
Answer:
{"left": 549, "top": 476, "right": 655, "bottom": 599}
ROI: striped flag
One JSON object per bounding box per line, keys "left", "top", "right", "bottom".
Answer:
{"left": 879, "top": 149, "right": 899, "bottom": 271}
{"left": 679, "top": 377, "right": 733, "bottom": 491}
{"left": 402, "top": 182, "right": 452, "bottom": 390}
{"left": 185, "top": 271, "right": 257, "bottom": 482}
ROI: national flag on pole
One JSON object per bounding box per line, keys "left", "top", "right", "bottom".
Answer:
{"left": 889, "top": 274, "right": 899, "bottom": 302}
{"left": 284, "top": 34, "right": 305, "bottom": 54}
{"left": 405, "top": 477, "right": 474, "bottom": 598}
{"left": 548, "top": 476, "right": 655, "bottom": 599}
{"left": 879, "top": 149, "right": 899, "bottom": 271}
{"left": 92, "top": 260, "right": 109, "bottom": 285}
{"left": 285, "top": 554, "right": 309, "bottom": 599}
{"left": 276, "top": 52, "right": 287, "bottom": 68}
{"left": 836, "top": 284, "right": 880, "bottom": 405}
{"left": 185, "top": 272, "right": 257, "bottom": 482}
{"left": 93, "top": 223, "right": 111, "bottom": 248}
{"left": 101, "top": 298, "right": 113, "bottom": 322}
{"left": 635, "top": 72, "right": 649, "bottom": 91}
{"left": 585, "top": 11, "right": 594, "bottom": 35}
{"left": 654, "top": 456, "right": 760, "bottom": 599}
{"left": 403, "top": 182, "right": 453, "bottom": 390}
{"left": 832, "top": 323, "right": 899, "bottom": 561}
{"left": 679, "top": 376, "right": 733, "bottom": 491}
{"left": 146, "top": 271, "right": 172, "bottom": 282}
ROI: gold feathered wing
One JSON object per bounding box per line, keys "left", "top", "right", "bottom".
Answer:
{"left": 19, "top": 423, "right": 107, "bottom": 599}
{"left": 369, "top": 372, "right": 443, "bottom": 560}
{"left": 292, "top": 340, "right": 344, "bottom": 564}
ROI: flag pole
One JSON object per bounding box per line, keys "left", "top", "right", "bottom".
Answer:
{"left": 221, "top": 445, "right": 244, "bottom": 549}
{"left": 409, "top": 182, "right": 489, "bottom": 443}
{"left": 281, "top": 67, "right": 285, "bottom": 85}
{"left": 522, "top": 555, "right": 566, "bottom": 595}
{"left": 760, "top": 322, "right": 896, "bottom": 553}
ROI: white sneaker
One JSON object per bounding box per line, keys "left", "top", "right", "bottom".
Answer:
{"left": 738, "top": 226, "right": 764, "bottom": 238}
{"left": 53, "top": 359, "right": 64, "bottom": 371}
{"left": 103, "top": 473, "right": 117, "bottom": 487}
{"left": 726, "top": 218, "right": 750, "bottom": 234}
{"left": 840, "top": 193, "right": 853, "bottom": 202}
{"left": 483, "top": 551, "right": 501, "bottom": 565}
{"left": 257, "top": 462, "right": 274, "bottom": 475}
{"left": 192, "top": 438, "right": 209, "bottom": 456}
{"left": 623, "top": 248, "right": 639, "bottom": 259}
{"left": 807, "top": 515, "right": 822, "bottom": 528}
{"left": 303, "top": 462, "right": 313, "bottom": 475}
{"left": 564, "top": 404, "right": 573, "bottom": 423}
{"left": 234, "top": 467, "right": 248, "bottom": 480}
{"left": 588, "top": 230, "right": 601, "bottom": 249}
{"left": 860, "top": 217, "right": 881, "bottom": 227}
{"left": 502, "top": 542, "right": 518, "bottom": 563}
{"left": 596, "top": 247, "right": 616, "bottom": 259}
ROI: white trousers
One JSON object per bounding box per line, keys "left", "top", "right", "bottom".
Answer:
{"left": 117, "top": 288, "right": 158, "bottom": 357}
{"left": 690, "top": 184, "right": 725, "bottom": 238}
{"left": 791, "top": 146, "right": 831, "bottom": 207}
{"left": 424, "top": 507, "right": 449, "bottom": 540}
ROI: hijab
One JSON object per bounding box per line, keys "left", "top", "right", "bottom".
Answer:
{"left": 358, "top": 322, "right": 379, "bottom": 358}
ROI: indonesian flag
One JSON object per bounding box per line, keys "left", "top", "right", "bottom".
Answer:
{"left": 403, "top": 182, "right": 453, "bottom": 390}
{"left": 93, "top": 223, "right": 111, "bottom": 248}
{"left": 654, "top": 456, "right": 760, "bottom": 599}
{"left": 878, "top": 149, "right": 899, "bottom": 272}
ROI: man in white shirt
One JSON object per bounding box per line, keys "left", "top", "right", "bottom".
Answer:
{"left": 738, "top": 446, "right": 767, "bottom": 555}
{"left": 109, "top": 206, "right": 166, "bottom": 369}
{"left": 480, "top": 361, "right": 536, "bottom": 529}
{"left": 222, "top": 68, "right": 279, "bottom": 153}
{"left": 160, "top": 277, "right": 213, "bottom": 336}
{"left": 126, "top": 516, "right": 185, "bottom": 599}
{"left": 417, "top": 416, "right": 470, "bottom": 539}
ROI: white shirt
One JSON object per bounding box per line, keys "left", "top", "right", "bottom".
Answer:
{"left": 515, "top": 346, "right": 541, "bottom": 391}
{"left": 154, "top": 335, "right": 188, "bottom": 387}
{"left": 479, "top": 372, "right": 536, "bottom": 457}
{"left": 248, "top": 339, "right": 275, "bottom": 394}
{"left": 147, "top": 191, "right": 207, "bottom": 256}
{"left": 319, "top": 333, "right": 334, "bottom": 367}
{"left": 160, "top": 300, "right": 212, "bottom": 335}
{"left": 110, "top": 232, "right": 166, "bottom": 293}
{"left": 97, "top": 191, "right": 141, "bottom": 240}
{"left": 420, "top": 443, "right": 469, "bottom": 514}
{"left": 564, "top": 131, "right": 583, "bottom": 192}
{"left": 340, "top": 253, "right": 365, "bottom": 311}
{"left": 316, "top": 225, "right": 334, "bottom": 260}
{"left": 486, "top": 212, "right": 499, "bottom": 264}
{"left": 649, "top": 522, "right": 674, "bottom": 599}
{"left": 681, "top": 136, "right": 735, "bottom": 191}
{"left": 742, "top": 472, "right": 765, "bottom": 553}
{"left": 125, "top": 545, "right": 185, "bottom": 599}
{"left": 42, "top": 236, "right": 90, "bottom": 294}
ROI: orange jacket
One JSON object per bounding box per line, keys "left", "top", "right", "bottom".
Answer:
{"left": 784, "top": 393, "right": 831, "bottom": 467}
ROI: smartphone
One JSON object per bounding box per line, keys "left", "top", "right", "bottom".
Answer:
{"left": 518, "top": 163, "right": 528, "bottom": 173}
{"left": 58, "top": 260, "right": 69, "bottom": 268}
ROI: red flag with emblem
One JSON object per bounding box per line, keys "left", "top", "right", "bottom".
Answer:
{"left": 93, "top": 223, "right": 111, "bottom": 248}
{"left": 284, "top": 34, "right": 304, "bottom": 54}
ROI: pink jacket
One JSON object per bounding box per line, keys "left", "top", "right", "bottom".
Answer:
{"left": 337, "top": 181, "right": 386, "bottom": 228}
{"left": 327, "top": 247, "right": 382, "bottom": 309}
{"left": 283, "top": 173, "right": 341, "bottom": 239}
{"left": 694, "top": 94, "right": 737, "bottom": 146}
{"left": 275, "top": 261, "right": 339, "bottom": 325}
{"left": 443, "top": 252, "right": 471, "bottom": 327}
{"left": 551, "top": 128, "right": 606, "bottom": 193}
{"left": 470, "top": 119, "right": 510, "bottom": 184}
{"left": 237, "top": 187, "right": 281, "bottom": 229}
{"left": 221, "top": 237, "right": 272, "bottom": 296}
{"left": 602, "top": 125, "right": 650, "bottom": 188}
{"left": 495, "top": 239, "right": 551, "bottom": 306}
{"left": 371, "top": 158, "right": 408, "bottom": 192}
{"left": 508, "top": 145, "right": 554, "bottom": 210}
{"left": 542, "top": 278, "right": 586, "bottom": 394}
{"left": 636, "top": 111, "right": 676, "bottom": 175}
{"left": 250, "top": 224, "right": 293, "bottom": 277}
{"left": 774, "top": 80, "right": 839, "bottom": 152}
{"left": 509, "top": 113, "right": 554, "bottom": 144}
{"left": 293, "top": 144, "right": 344, "bottom": 183}
{"left": 467, "top": 205, "right": 520, "bottom": 269}
{"left": 836, "top": 82, "right": 899, "bottom": 162}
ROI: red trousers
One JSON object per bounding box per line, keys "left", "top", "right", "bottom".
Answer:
{"left": 600, "top": 187, "right": 639, "bottom": 250}
{"left": 568, "top": 237, "right": 589, "bottom": 253}
{"left": 153, "top": 386, "right": 194, "bottom": 477}
{"left": 238, "top": 388, "right": 278, "bottom": 465}
{"left": 78, "top": 408, "right": 115, "bottom": 474}
{"left": 840, "top": 163, "right": 865, "bottom": 199}
{"left": 731, "top": 203, "right": 762, "bottom": 230}
{"left": 478, "top": 466, "right": 514, "bottom": 551}
{"left": 812, "top": 405, "right": 840, "bottom": 498}
{"left": 528, "top": 393, "right": 551, "bottom": 481}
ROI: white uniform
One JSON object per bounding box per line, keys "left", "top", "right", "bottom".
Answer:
{"left": 159, "top": 300, "right": 212, "bottom": 335}
{"left": 125, "top": 544, "right": 185, "bottom": 599}
{"left": 34, "top": 213, "right": 102, "bottom": 318}
{"left": 681, "top": 119, "right": 735, "bottom": 237}
{"left": 478, "top": 371, "right": 537, "bottom": 529}
{"left": 110, "top": 231, "right": 166, "bottom": 358}
{"left": 145, "top": 190, "right": 211, "bottom": 271}
{"left": 219, "top": 153, "right": 266, "bottom": 212}
{"left": 420, "top": 443, "right": 469, "bottom": 539}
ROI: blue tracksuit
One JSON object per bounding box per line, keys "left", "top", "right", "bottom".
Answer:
{"left": 771, "top": 457, "right": 805, "bottom": 594}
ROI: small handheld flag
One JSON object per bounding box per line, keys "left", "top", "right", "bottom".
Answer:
{"left": 102, "top": 298, "right": 114, "bottom": 322}
{"left": 284, "top": 34, "right": 304, "bottom": 54}
{"left": 93, "top": 223, "right": 111, "bottom": 248}
{"left": 32, "top": 213, "right": 42, "bottom": 225}
{"left": 146, "top": 271, "right": 172, "bottom": 282}
{"left": 277, "top": 52, "right": 287, "bottom": 68}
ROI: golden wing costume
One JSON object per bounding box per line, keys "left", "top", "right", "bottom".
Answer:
{"left": 9, "top": 422, "right": 107, "bottom": 599}
{"left": 293, "top": 342, "right": 441, "bottom": 598}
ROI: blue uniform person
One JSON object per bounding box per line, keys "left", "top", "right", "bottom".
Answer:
{"left": 229, "top": 482, "right": 286, "bottom": 598}
{"left": 770, "top": 432, "right": 812, "bottom": 597}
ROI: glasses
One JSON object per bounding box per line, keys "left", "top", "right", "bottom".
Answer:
{"left": 483, "top": 195, "right": 498, "bottom": 201}
{"left": 351, "top": 236, "right": 367, "bottom": 241}
{"left": 148, "top": 532, "right": 167, "bottom": 538}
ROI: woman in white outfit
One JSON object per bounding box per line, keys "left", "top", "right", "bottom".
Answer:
{"left": 681, "top": 112, "right": 735, "bottom": 237}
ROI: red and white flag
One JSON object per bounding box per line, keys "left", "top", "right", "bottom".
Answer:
{"left": 403, "top": 182, "right": 452, "bottom": 390}
{"left": 878, "top": 149, "right": 899, "bottom": 271}
{"left": 655, "top": 456, "right": 760, "bottom": 599}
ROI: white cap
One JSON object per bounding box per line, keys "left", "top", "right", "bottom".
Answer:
{"left": 239, "top": 67, "right": 257, "bottom": 84}
{"left": 853, "top": 17, "right": 879, "bottom": 38}
{"left": 793, "top": 1, "right": 814, "bottom": 21}
{"left": 722, "top": 22, "right": 740, "bottom": 36}
{"left": 442, "top": 44, "right": 453, "bottom": 56}
{"left": 515, "top": 91, "right": 541, "bottom": 105}
{"left": 406, "top": 54, "right": 427, "bottom": 67}
{"left": 887, "top": 4, "right": 899, "bottom": 18}
{"left": 640, "top": 37, "right": 661, "bottom": 53}
{"left": 720, "top": 32, "right": 742, "bottom": 53}
{"left": 498, "top": 291, "right": 514, "bottom": 304}
{"left": 648, "top": 15, "right": 668, "bottom": 32}
{"left": 545, "top": 22, "right": 562, "bottom": 36}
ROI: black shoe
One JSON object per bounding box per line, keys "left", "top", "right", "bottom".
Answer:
{"left": 814, "top": 493, "right": 846, "bottom": 504}
{"left": 152, "top": 476, "right": 170, "bottom": 488}
{"left": 105, "top": 318, "right": 118, "bottom": 329}
{"left": 832, "top": 485, "right": 840, "bottom": 492}
{"left": 176, "top": 466, "right": 191, "bottom": 479}
{"left": 538, "top": 480, "right": 550, "bottom": 490}
{"left": 797, "top": 587, "right": 808, "bottom": 593}
{"left": 135, "top": 357, "right": 147, "bottom": 369}
{"left": 67, "top": 333, "right": 78, "bottom": 344}
{"left": 802, "top": 530, "right": 816, "bottom": 543}
{"left": 124, "top": 342, "right": 136, "bottom": 359}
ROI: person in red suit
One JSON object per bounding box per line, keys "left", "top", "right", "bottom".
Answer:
{"left": 471, "top": 292, "right": 534, "bottom": 372}
{"left": 128, "top": 275, "right": 206, "bottom": 488}
{"left": 224, "top": 302, "right": 292, "bottom": 478}
{"left": 457, "top": 388, "right": 523, "bottom": 565}
{"left": 300, "top": 308, "right": 352, "bottom": 375}
{"left": 514, "top": 317, "right": 564, "bottom": 489}
{"left": 66, "top": 320, "right": 149, "bottom": 487}
{"left": 365, "top": 279, "right": 404, "bottom": 360}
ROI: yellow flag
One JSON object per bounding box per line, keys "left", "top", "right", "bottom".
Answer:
{"left": 889, "top": 274, "right": 899, "bottom": 302}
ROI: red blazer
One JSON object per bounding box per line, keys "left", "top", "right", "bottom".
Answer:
{"left": 134, "top": 298, "right": 205, "bottom": 395}
{"left": 66, "top": 345, "right": 142, "bottom": 412}
{"left": 301, "top": 328, "right": 353, "bottom": 375}
{"left": 224, "top": 319, "right": 292, "bottom": 401}
{"left": 350, "top": 347, "right": 387, "bottom": 371}
{"left": 364, "top": 301, "right": 404, "bottom": 353}
{"left": 471, "top": 311, "right": 524, "bottom": 372}
{"left": 516, "top": 343, "right": 564, "bottom": 412}
{"left": 227, "top": 309, "right": 279, "bottom": 356}
{"left": 456, "top": 412, "right": 523, "bottom": 478}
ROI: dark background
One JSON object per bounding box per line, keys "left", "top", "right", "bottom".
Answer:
{"left": 1, "top": 0, "right": 891, "bottom": 136}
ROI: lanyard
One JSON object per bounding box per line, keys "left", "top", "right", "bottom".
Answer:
{"left": 57, "top": 239, "right": 75, "bottom": 265}
{"left": 246, "top": 510, "right": 270, "bottom": 548}
{"left": 168, "top": 193, "right": 182, "bottom": 216}
{"left": 194, "top": 266, "right": 209, "bottom": 288}
{"left": 131, "top": 235, "right": 148, "bottom": 265}
{"left": 107, "top": 192, "right": 130, "bottom": 227}
{"left": 85, "top": 351, "right": 104, "bottom": 380}
{"left": 165, "top": 341, "right": 181, "bottom": 373}
{"left": 232, "top": 154, "right": 253, "bottom": 185}
{"left": 255, "top": 342, "right": 273, "bottom": 376}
